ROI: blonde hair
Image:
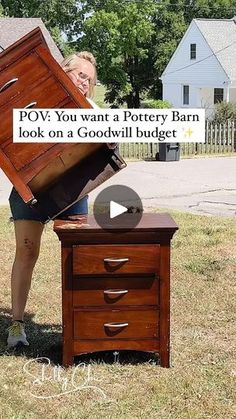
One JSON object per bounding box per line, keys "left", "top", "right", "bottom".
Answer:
{"left": 61, "top": 51, "right": 97, "bottom": 97}
{"left": 77, "top": 51, "right": 96, "bottom": 66}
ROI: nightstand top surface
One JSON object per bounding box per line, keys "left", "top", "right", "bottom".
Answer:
{"left": 54, "top": 213, "right": 178, "bottom": 234}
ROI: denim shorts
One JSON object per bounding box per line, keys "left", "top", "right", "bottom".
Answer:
{"left": 9, "top": 187, "right": 88, "bottom": 223}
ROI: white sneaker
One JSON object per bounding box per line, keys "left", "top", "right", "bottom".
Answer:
{"left": 7, "top": 320, "right": 29, "bottom": 348}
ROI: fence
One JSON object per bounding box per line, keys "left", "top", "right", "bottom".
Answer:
{"left": 119, "top": 120, "right": 236, "bottom": 159}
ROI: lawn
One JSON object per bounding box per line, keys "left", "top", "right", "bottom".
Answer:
{"left": 94, "top": 84, "right": 107, "bottom": 108}
{"left": 0, "top": 206, "right": 235, "bottom": 418}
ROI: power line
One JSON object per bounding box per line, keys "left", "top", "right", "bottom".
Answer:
{"left": 162, "top": 38, "right": 236, "bottom": 77}
{"left": 70, "top": 33, "right": 236, "bottom": 82}
{"left": 94, "top": 37, "right": 236, "bottom": 84}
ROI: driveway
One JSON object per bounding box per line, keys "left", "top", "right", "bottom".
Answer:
{"left": 0, "top": 156, "right": 235, "bottom": 217}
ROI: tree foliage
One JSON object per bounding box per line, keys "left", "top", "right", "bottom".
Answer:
{"left": 1, "top": 0, "right": 236, "bottom": 106}
{"left": 0, "top": 2, "right": 5, "bottom": 16}
{"left": 75, "top": 1, "right": 187, "bottom": 106}
{"left": 182, "top": 0, "right": 236, "bottom": 23}
{"left": 74, "top": 0, "right": 157, "bottom": 107}
{"left": 150, "top": 2, "right": 187, "bottom": 99}
{"left": 1, "top": 0, "right": 79, "bottom": 30}
{"left": 0, "top": 0, "right": 80, "bottom": 54}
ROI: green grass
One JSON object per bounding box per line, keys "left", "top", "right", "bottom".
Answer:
{"left": 0, "top": 206, "right": 235, "bottom": 418}
{"left": 94, "top": 85, "right": 107, "bottom": 108}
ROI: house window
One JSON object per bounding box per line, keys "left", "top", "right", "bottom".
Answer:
{"left": 190, "top": 43, "right": 196, "bottom": 59}
{"left": 214, "top": 88, "right": 224, "bottom": 104}
{"left": 183, "top": 85, "right": 189, "bottom": 105}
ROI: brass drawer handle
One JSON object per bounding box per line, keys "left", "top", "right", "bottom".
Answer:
{"left": 0, "top": 77, "right": 18, "bottom": 93}
{"left": 24, "top": 101, "right": 37, "bottom": 108}
{"left": 104, "top": 257, "right": 129, "bottom": 263}
{"left": 104, "top": 289, "right": 128, "bottom": 295}
{"left": 104, "top": 322, "right": 128, "bottom": 328}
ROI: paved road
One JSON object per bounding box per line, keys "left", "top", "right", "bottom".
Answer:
{"left": 0, "top": 156, "right": 235, "bottom": 217}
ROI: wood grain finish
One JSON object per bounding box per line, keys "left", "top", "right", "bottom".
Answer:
{"left": 0, "top": 53, "right": 48, "bottom": 107}
{"left": 73, "top": 244, "right": 160, "bottom": 275}
{"left": 0, "top": 27, "right": 48, "bottom": 69}
{"left": 73, "top": 339, "right": 160, "bottom": 354}
{"left": 0, "top": 27, "right": 126, "bottom": 212}
{"left": 28, "top": 143, "right": 102, "bottom": 192}
{"left": 72, "top": 275, "right": 159, "bottom": 306}
{"left": 74, "top": 308, "right": 159, "bottom": 339}
{"left": 54, "top": 213, "right": 178, "bottom": 367}
{"left": 1, "top": 75, "right": 68, "bottom": 145}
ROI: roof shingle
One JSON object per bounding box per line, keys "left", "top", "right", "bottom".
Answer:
{"left": 194, "top": 18, "right": 236, "bottom": 80}
{"left": 0, "top": 17, "right": 63, "bottom": 63}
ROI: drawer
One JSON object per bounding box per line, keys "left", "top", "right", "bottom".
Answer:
{"left": 72, "top": 244, "right": 160, "bottom": 275}
{"left": 0, "top": 53, "right": 49, "bottom": 107}
{"left": 0, "top": 74, "right": 69, "bottom": 145}
{"left": 72, "top": 275, "right": 159, "bottom": 306}
{"left": 3, "top": 143, "right": 56, "bottom": 173}
{"left": 73, "top": 308, "right": 159, "bottom": 339}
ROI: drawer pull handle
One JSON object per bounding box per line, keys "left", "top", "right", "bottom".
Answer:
{"left": 24, "top": 101, "right": 37, "bottom": 109}
{"left": 104, "top": 257, "right": 129, "bottom": 263}
{"left": 104, "top": 289, "right": 128, "bottom": 295}
{"left": 0, "top": 77, "right": 18, "bottom": 93}
{"left": 104, "top": 322, "right": 128, "bottom": 328}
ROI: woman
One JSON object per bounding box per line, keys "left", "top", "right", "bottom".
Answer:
{"left": 7, "top": 51, "right": 102, "bottom": 347}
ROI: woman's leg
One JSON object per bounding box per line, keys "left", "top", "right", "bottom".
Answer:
{"left": 11, "top": 220, "right": 44, "bottom": 321}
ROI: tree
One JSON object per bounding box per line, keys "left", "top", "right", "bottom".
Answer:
{"left": 74, "top": 0, "right": 187, "bottom": 106}
{"left": 150, "top": 1, "right": 187, "bottom": 99}
{"left": 0, "top": 2, "right": 5, "bottom": 16}
{"left": 2, "top": 0, "right": 235, "bottom": 105}
{"left": 75, "top": 0, "right": 157, "bottom": 108}
{"left": 210, "top": 101, "right": 236, "bottom": 123}
{"left": 181, "top": 0, "right": 236, "bottom": 23}
{"left": 1, "top": 0, "right": 79, "bottom": 30}
{"left": 0, "top": 0, "right": 80, "bottom": 54}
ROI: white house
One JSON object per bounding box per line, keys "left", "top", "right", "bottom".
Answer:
{"left": 161, "top": 18, "right": 236, "bottom": 117}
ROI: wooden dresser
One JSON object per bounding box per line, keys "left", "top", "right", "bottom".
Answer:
{"left": 0, "top": 27, "right": 126, "bottom": 220}
{"left": 54, "top": 213, "right": 178, "bottom": 367}
{"left": 0, "top": 27, "right": 90, "bottom": 203}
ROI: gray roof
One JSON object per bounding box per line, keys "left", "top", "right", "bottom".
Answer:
{"left": 0, "top": 18, "right": 63, "bottom": 63}
{"left": 194, "top": 18, "right": 236, "bottom": 80}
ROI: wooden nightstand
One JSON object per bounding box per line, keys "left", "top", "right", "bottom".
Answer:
{"left": 54, "top": 213, "right": 178, "bottom": 367}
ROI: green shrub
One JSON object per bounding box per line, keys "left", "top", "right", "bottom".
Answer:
{"left": 210, "top": 101, "right": 236, "bottom": 123}
{"left": 141, "top": 99, "right": 172, "bottom": 109}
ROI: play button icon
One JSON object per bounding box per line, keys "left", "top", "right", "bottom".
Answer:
{"left": 110, "top": 201, "right": 127, "bottom": 218}
{"left": 93, "top": 185, "right": 143, "bottom": 232}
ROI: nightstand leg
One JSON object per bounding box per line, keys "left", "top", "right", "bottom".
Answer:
{"left": 63, "top": 350, "right": 74, "bottom": 367}
{"left": 159, "top": 350, "right": 170, "bottom": 368}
